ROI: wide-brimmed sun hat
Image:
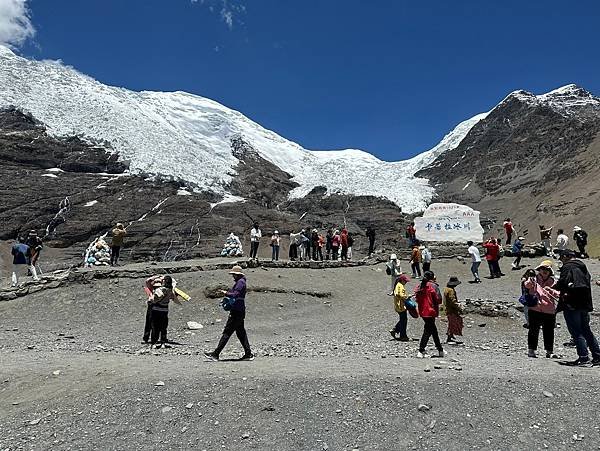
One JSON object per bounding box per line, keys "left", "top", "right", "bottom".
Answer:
{"left": 447, "top": 276, "right": 461, "bottom": 287}
{"left": 397, "top": 274, "right": 411, "bottom": 284}
{"left": 573, "top": 226, "right": 582, "bottom": 232}
{"left": 228, "top": 265, "right": 245, "bottom": 276}
{"left": 390, "top": 253, "right": 397, "bottom": 260}
{"left": 535, "top": 260, "right": 554, "bottom": 275}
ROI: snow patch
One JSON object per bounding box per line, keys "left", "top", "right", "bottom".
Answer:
{"left": 46, "top": 167, "right": 64, "bottom": 173}
{"left": 177, "top": 188, "right": 192, "bottom": 196}
{"left": 41, "top": 173, "right": 58, "bottom": 178}
{"left": 84, "top": 200, "right": 98, "bottom": 207}
{"left": 210, "top": 194, "right": 245, "bottom": 209}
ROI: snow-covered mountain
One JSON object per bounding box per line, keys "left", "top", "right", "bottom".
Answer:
{"left": 1, "top": 44, "right": 487, "bottom": 212}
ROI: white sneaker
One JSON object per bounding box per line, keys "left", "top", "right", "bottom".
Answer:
{"left": 528, "top": 349, "right": 537, "bottom": 358}
{"left": 417, "top": 351, "right": 428, "bottom": 359}
{"left": 438, "top": 350, "right": 447, "bottom": 358}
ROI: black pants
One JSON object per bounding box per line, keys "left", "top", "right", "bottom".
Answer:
{"left": 110, "top": 245, "right": 121, "bottom": 265}
{"left": 250, "top": 242, "right": 259, "bottom": 259}
{"left": 411, "top": 262, "right": 422, "bottom": 277}
{"left": 332, "top": 247, "right": 339, "bottom": 260}
{"left": 513, "top": 254, "right": 522, "bottom": 267}
{"left": 214, "top": 310, "right": 251, "bottom": 356}
{"left": 528, "top": 310, "right": 556, "bottom": 352}
{"left": 289, "top": 243, "right": 298, "bottom": 260}
{"left": 422, "top": 262, "right": 431, "bottom": 272}
{"left": 150, "top": 310, "right": 169, "bottom": 344}
{"left": 316, "top": 248, "right": 323, "bottom": 261}
{"left": 577, "top": 242, "right": 587, "bottom": 257}
{"left": 419, "top": 317, "right": 443, "bottom": 352}
{"left": 341, "top": 246, "right": 348, "bottom": 260}
{"left": 506, "top": 232, "right": 512, "bottom": 245}
{"left": 143, "top": 303, "right": 153, "bottom": 341}
{"left": 368, "top": 239, "right": 375, "bottom": 255}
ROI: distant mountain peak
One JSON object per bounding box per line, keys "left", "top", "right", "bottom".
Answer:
{"left": 500, "top": 84, "right": 600, "bottom": 117}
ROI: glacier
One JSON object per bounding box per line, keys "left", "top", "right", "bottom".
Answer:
{"left": 0, "top": 45, "right": 487, "bottom": 213}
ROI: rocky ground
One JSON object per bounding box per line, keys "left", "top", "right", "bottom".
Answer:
{"left": 2, "top": 256, "right": 600, "bottom": 450}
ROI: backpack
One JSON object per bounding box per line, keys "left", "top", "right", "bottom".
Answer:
{"left": 518, "top": 286, "right": 538, "bottom": 307}
{"left": 220, "top": 296, "right": 236, "bottom": 311}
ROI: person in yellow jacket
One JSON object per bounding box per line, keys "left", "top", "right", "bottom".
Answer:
{"left": 390, "top": 274, "right": 411, "bottom": 341}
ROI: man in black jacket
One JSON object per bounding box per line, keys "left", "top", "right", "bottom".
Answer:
{"left": 366, "top": 226, "right": 376, "bottom": 257}
{"left": 555, "top": 249, "right": 600, "bottom": 366}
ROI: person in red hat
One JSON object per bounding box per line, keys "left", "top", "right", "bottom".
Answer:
{"left": 390, "top": 274, "right": 412, "bottom": 341}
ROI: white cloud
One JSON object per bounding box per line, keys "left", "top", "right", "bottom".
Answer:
{"left": 191, "top": 0, "right": 244, "bottom": 30}
{"left": 0, "top": 0, "right": 35, "bottom": 48}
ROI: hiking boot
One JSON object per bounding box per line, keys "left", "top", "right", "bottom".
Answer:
{"left": 564, "top": 357, "right": 591, "bottom": 366}
{"left": 389, "top": 330, "right": 397, "bottom": 339}
{"left": 204, "top": 351, "right": 219, "bottom": 361}
{"left": 438, "top": 350, "right": 447, "bottom": 358}
{"left": 240, "top": 353, "right": 255, "bottom": 361}
{"left": 591, "top": 358, "right": 600, "bottom": 367}
{"left": 563, "top": 339, "right": 576, "bottom": 347}
{"left": 546, "top": 352, "right": 559, "bottom": 359}
{"left": 398, "top": 336, "right": 410, "bottom": 342}
{"left": 523, "top": 323, "right": 529, "bottom": 329}
{"left": 528, "top": 349, "right": 537, "bottom": 358}
{"left": 416, "top": 351, "right": 428, "bottom": 359}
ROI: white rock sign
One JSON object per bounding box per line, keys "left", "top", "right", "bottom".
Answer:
{"left": 414, "top": 203, "right": 484, "bottom": 243}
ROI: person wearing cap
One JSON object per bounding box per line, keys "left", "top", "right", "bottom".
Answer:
{"left": 110, "top": 223, "right": 127, "bottom": 266}
{"left": 144, "top": 275, "right": 181, "bottom": 347}
{"left": 414, "top": 271, "right": 445, "bottom": 358}
{"left": 511, "top": 236, "right": 525, "bottom": 270}
{"left": 205, "top": 265, "right": 253, "bottom": 361}
{"left": 444, "top": 277, "right": 464, "bottom": 345}
{"left": 523, "top": 261, "right": 560, "bottom": 358}
{"left": 467, "top": 241, "right": 482, "bottom": 283}
{"left": 270, "top": 230, "right": 280, "bottom": 261}
{"left": 385, "top": 254, "right": 402, "bottom": 295}
{"left": 390, "top": 274, "right": 412, "bottom": 341}
{"left": 573, "top": 226, "right": 588, "bottom": 258}
{"left": 554, "top": 249, "right": 600, "bottom": 366}
{"left": 249, "top": 223, "right": 262, "bottom": 259}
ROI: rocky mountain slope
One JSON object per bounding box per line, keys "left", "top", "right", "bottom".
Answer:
{"left": 417, "top": 84, "right": 600, "bottom": 254}
{"left": 0, "top": 44, "right": 485, "bottom": 213}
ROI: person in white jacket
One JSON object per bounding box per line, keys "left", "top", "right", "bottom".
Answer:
{"left": 421, "top": 244, "right": 432, "bottom": 272}
{"left": 555, "top": 229, "right": 569, "bottom": 252}
{"left": 250, "top": 223, "right": 262, "bottom": 259}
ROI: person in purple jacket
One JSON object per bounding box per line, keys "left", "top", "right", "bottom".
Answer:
{"left": 204, "top": 265, "right": 254, "bottom": 361}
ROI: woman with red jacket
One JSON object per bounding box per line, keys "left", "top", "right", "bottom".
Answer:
{"left": 340, "top": 228, "right": 349, "bottom": 260}
{"left": 482, "top": 238, "right": 501, "bottom": 278}
{"left": 414, "top": 271, "right": 446, "bottom": 358}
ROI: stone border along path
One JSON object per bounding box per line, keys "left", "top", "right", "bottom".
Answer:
{"left": 0, "top": 257, "right": 367, "bottom": 302}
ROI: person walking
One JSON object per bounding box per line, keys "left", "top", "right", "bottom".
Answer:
{"left": 511, "top": 236, "right": 525, "bottom": 270}
{"left": 467, "top": 241, "right": 482, "bottom": 283}
{"left": 11, "top": 237, "right": 39, "bottom": 287}
{"left": 539, "top": 225, "right": 553, "bottom": 256}
{"left": 25, "top": 230, "right": 43, "bottom": 275}
{"left": 366, "top": 226, "right": 376, "bottom": 257}
{"left": 389, "top": 274, "right": 411, "bottom": 341}
{"left": 421, "top": 243, "right": 432, "bottom": 272}
{"left": 503, "top": 218, "right": 514, "bottom": 245}
{"left": 444, "top": 277, "right": 464, "bottom": 345}
{"left": 250, "top": 223, "right": 262, "bottom": 259}
{"left": 573, "top": 226, "right": 588, "bottom": 258}
{"left": 555, "top": 229, "right": 569, "bottom": 253}
{"left": 204, "top": 265, "right": 254, "bottom": 361}
{"left": 414, "top": 271, "right": 445, "bottom": 358}
{"left": 110, "top": 223, "right": 127, "bottom": 266}
{"left": 145, "top": 275, "right": 181, "bottom": 347}
{"left": 410, "top": 244, "right": 422, "bottom": 279}
{"left": 386, "top": 254, "right": 402, "bottom": 295}
{"left": 483, "top": 238, "right": 501, "bottom": 278}
{"left": 523, "top": 260, "right": 560, "bottom": 358}
{"left": 340, "top": 228, "right": 349, "bottom": 260}
{"left": 270, "top": 230, "right": 280, "bottom": 261}
{"left": 554, "top": 249, "right": 600, "bottom": 366}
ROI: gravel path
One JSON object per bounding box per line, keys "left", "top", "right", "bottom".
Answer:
{"left": 2, "top": 257, "right": 600, "bottom": 449}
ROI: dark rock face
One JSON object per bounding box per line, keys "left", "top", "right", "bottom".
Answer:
{"left": 417, "top": 87, "right": 600, "bottom": 254}
{"left": 0, "top": 108, "right": 413, "bottom": 268}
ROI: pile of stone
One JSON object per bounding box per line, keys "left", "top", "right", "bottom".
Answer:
{"left": 220, "top": 233, "right": 244, "bottom": 257}
{"left": 84, "top": 236, "right": 112, "bottom": 267}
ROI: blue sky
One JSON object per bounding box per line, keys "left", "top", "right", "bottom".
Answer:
{"left": 9, "top": 0, "right": 600, "bottom": 160}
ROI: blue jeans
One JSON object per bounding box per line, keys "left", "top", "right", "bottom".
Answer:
{"left": 563, "top": 309, "right": 600, "bottom": 360}
{"left": 471, "top": 262, "right": 481, "bottom": 280}
{"left": 394, "top": 310, "right": 408, "bottom": 338}
{"left": 271, "top": 245, "right": 279, "bottom": 261}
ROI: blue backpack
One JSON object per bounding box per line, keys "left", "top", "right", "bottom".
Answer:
{"left": 518, "top": 286, "right": 538, "bottom": 307}
{"left": 220, "top": 296, "right": 236, "bottom": 311}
